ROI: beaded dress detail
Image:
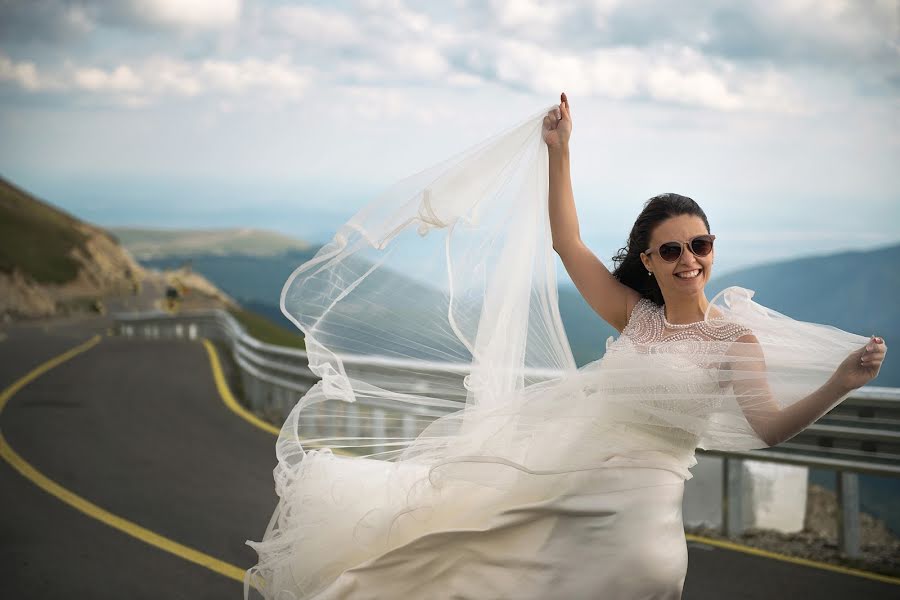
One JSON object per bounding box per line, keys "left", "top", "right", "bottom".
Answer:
{"left": 598, "top": 297, "right": 755, "bottom": 461}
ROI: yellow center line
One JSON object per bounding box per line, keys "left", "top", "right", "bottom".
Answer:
{"left": 0, "top": 335, "right": 102, "bottom": 413}
{"left": 202, "top": 339, "right": 280, "bottom": 436}
{"left": 684, "top": 533, "right": 900, "bottom": 585}
{"left": 0, "top": 334, "right": 251, "bottom": 586}
{"left": 201, "top": 338, "right": 354, "bottom": 456}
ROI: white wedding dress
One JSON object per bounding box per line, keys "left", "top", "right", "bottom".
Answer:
{"left": 244, "top": 106, "right": 869, "bottom": 599}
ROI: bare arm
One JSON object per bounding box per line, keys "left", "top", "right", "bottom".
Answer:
{"left": 728, "top": 333, "right": 855, "bottom": 446}
{"left": 544, "top": 94, "right": 640, "bottom": 332}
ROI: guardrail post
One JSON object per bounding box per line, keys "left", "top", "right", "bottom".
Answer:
{"left": 402, "top": 414, "right": 416, "bottom": 440}
{"left": 346, "top": 404, "right": 360, "bottom": 438}
{"left": 277, "top": 386, "right": 292, "bottom": 420}
{"left": 372, "top": 408, "right": 386, "bottom": 456}
{"left": 327, "top": 401, "right": 339, "bottom": 439}
{"left": 239, "top": 370, "right": 253, "bottom": 410}
{"left": 836, "top": 471, "right": 861, "bottom": 557}
{"left": 722, "top": 456, "right": 744, "bottom": 537}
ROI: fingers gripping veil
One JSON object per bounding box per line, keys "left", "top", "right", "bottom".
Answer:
{"left": 244, "top": 105, "right": 871, "bottom": 598}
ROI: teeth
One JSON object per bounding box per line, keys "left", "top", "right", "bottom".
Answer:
{"left": 676, "top": 269, "right": 701, "bottom": 279}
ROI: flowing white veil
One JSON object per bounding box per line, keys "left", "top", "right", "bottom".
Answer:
{"left": 244, "top": 105, "right": 871, "bottom": 598}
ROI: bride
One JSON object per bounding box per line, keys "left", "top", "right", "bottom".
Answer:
{"left": 244, "top": 93, "right": 887, "bottom": 599}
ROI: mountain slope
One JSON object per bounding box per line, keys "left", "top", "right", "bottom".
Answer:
{"left": 0, "top": 176, "right": 146, "bottom": 317}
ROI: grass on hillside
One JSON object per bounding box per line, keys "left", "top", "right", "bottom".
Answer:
{"left": 0, "top": 177, "right": 89, "bottom": 284}
{"left": 227, "top": 305, "right": 306, "bottom": 350}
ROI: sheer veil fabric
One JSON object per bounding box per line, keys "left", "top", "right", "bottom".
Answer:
{"left": 244, "top": 105, "right": 870, "bottom": 598}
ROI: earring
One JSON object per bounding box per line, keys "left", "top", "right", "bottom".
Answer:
{"left": 647, "top": 271, "right": 652, "bottom": 276}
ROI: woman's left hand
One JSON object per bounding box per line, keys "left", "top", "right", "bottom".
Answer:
{"left": 833, "top": 336, "right": 887, "bottom": 391}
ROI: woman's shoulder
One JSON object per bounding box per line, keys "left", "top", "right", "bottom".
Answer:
{"left": 620, "top": 296, "right": 660, "bottom": 334}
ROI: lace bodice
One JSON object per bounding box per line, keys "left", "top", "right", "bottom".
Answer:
{"left": 597, "top": 297, "right": 755, "bottom": 454}
{"left": 613, "top": 297, "right": 753, "bottom": 349}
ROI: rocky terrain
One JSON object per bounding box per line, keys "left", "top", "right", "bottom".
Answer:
{"left": 686, "top": 483, "right": 900, "bottom": 578}
{"left": 0, "top": 177, "right": 235, "bottom": 320}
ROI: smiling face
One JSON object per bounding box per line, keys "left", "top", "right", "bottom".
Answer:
{"left": 639, "top": 214, "right": 713, "bottom": 302}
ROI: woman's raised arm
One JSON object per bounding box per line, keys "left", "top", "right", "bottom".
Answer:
{"left": 543, "top": 93, "right": 641, "bottom": 332}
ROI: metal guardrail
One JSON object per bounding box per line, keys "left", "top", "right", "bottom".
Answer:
{"left": 112, "top": 308, "right": 900, "bottom": 558}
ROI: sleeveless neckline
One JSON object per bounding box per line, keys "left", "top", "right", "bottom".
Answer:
{"left": 661, "top": 304, "right": 708, "bottom": 328}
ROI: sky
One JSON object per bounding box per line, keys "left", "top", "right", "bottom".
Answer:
{"left": 1, "top": 0, "right": 898, "bottom": 277}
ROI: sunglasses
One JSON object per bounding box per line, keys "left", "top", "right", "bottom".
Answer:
{"left": 644, "top": 234, "right": 716, "bottom": 263}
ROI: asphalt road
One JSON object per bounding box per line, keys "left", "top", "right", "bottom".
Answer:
{"left": 1, "top": 317, "right": 277, "bottom": 599}
{"left": 1, "top": 316, "right": 897, "bottom": 599}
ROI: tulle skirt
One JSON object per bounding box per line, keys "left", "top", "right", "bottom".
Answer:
{"left": 245, "top": 448, "right": 690, "bottom": 600}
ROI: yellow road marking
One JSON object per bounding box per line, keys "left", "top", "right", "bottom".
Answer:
{"left": 685, "top": 533, "right": 900, "bottom": 585}
{"left": 202, "top": 339, "right": 280, "bottom": 437}
{"left": 0, "top": 434, "right": 245, "bottom": 582}
{"left": 0, "top": 334, "right": 248, "bottom": 585}
{"left": 201, "top": 339, "right": 354, "bottom": 456}
{"left": 0, "top": 335, "right": 101, "bottom": 413}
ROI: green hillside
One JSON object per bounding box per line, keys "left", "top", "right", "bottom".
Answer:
{"left": 227, "top": 303, "right": 306, "bottom": 350}
{"left": 0, "top": 176, "right": 94, "bottom": 284}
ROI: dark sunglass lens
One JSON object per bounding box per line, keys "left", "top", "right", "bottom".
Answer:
{"left": 659, "top": 243, "right": 682, "bottom": 261}
{"left": 691, "top": 237, "right": 713, "bottom": 256}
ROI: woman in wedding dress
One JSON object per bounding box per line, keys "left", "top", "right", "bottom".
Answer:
{"left": 244, "top": 93, "right": 887, "bottom": 599}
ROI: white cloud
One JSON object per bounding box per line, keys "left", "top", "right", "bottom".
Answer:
{"left": 7, "top": 1, "right": 885, "bottom": 115}
{"left": 145, "top": 57, "right": 204, "bottom": 96}
{"left": 486, "top": 40, "right": 807, "bottom": 113}
{"left": 200, "top": 56, "right": 309, "bottom": 97}
{"left": 62, "top": 3, "right": 96, "bottom": 35}
{"left": 385, "top": 43, "right": 451, "bottom": 79}
{"left": 358, "top": 0, "right": 431, "bottom": 35}
{"left": 335, "top": 85, "right": 456, "bottom": 125}
{"left": 127, "top": 0, "right": 242, "bottom": 29}
{"left": 0, "top": 53, "right": 311, "bottom": 107}
{"left": 489, "top": 0, "right": 573, "bottom": 30}
{"left": 74, "top": 65, "right": 143, "bottom": 92}
{"left": 0, "top": 56, "right": 45, "bottom": 92}
{"left": 270, "top": 5, "right": 361, "bottom": 46}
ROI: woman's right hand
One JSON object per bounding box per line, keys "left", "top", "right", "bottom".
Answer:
{"left": 542, "top": 92, "right": 572, "bottom": 151}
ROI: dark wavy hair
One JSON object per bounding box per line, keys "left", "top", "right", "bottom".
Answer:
{"left": 611, "top": 193, "right": 711, "bottom": 306}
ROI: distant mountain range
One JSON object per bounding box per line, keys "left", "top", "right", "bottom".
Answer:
{"left": 110, "top": 226, "right": 313, "bottom": 259}
{"left": 126, "top": 227, "right": 900, "bottom": 387}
